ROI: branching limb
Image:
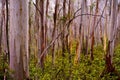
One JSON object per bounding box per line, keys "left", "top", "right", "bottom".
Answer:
{"left": 33, "top": 2, "right": 42, "bottom": 16}
{"left": 40, "top": 12, "right": 105, "bottom": 59}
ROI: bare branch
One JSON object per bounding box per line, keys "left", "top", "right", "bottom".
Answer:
{"left": 40, "top": 12, "right": 105, "bottom": 59}
{"left": 33, "top": 2, "right": 42, "bottom": 16}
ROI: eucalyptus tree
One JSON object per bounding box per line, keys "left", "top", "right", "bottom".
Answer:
{"left": 38, "top": 0, "right": 45, "bottom": 69}
{"left": 9, "top": 0, "right": 29, "bottom": 79}
{"left": 62, "top": 0, "right": 67, "bottom": 58}
{"left": 35, "top": 0, "right": 46, "bottom": 69}
{"left": 105, "top": 0, "right": 118, "bottom": 72}
{"left": 52, "top": 0, "right": 59, "bottom": 65}
{"left": 0, "top": 0, "right": 5, "bottom": 55}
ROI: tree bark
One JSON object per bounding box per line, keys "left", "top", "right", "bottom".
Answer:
{"left": 9, "top": 0, "right": 29, "bottom": 79}
{"left": 52, "top": 0, "right": 59, "bottom": 65}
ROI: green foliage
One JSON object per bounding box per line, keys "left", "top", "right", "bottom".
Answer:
{"left": 29, "top": 43, "right": 120, "bottom": 80}
{"left": 60, "top": 13, "right": 73, "bottom": 23}
{"left": 90, "top": 2, "right": 96, "bottom": 11}
{"left": 114, "top": 45, "right": 120, "bottom": 72}
{"left": 0, "top": 52, "right": 11, "bottom": 80}
{"left": 60, "top": 16, "right": 68, "bottom": 22}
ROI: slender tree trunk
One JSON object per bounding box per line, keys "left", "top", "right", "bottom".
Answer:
{"left": 90, "top": 0, "right": 99, "bottom": 61}
{"left": 115, "top": 4, "right": 120, "bottom": 46}
{"left": 39, "top": 0, "right": 45, "bottom": 69}
{"left": 52, "top": 0, "right": 58, "bottom": 65}
{"left": 5, "top": 0, "right": 9, "bottom": 63}
{"left": 0, "top": 0, "right": 5, "bottom": 55}
{"left": 45, "top": 0, "right": 49, "bottom": 62}
{"left": 106, "top": 0, "right": 118, "bottom": 71}
{"left": 67, "top": 0, "right": 73, "bottom": 79}
{"left": 100, "top": 0, "right": 118, "bottom": 78}
{"left": 0, "top": 0, "right": 7, "bottom": 79}
{"left": 61, "top": 0, "right": 66, "bottom": 59}
{"left": 35, "top": 0, "right": 40, "bottom": 66}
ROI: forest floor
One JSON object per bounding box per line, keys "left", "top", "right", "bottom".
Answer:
{"left": 29, "top": 44, "right": 120, "bottom": 80}
{"left": 0, "top": 44, "right": 120, "bottom": 80}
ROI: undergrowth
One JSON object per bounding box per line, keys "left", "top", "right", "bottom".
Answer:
{"left": 29, "top": 43, "right": 120, "bottom": 80}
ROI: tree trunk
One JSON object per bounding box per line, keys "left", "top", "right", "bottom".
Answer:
{"left": 52, "top": 0, "right": 59, "bottom": 65}
{"left": 100, "top": 0, "right": 118, "bottom": 78}
{"left": 39, "top": 0, "right": 45, "bottom": 69}
{"left": 106, "top": 0, "right": 118, "bottom": 70}
{"left": 9, "top": 0, "right": 29, "bottom": 79}
{"left": 61, "top": 0, "right": 66, "bottom": 58}
{"left": 0, "top": 0, "right": 5, "bottom": 55}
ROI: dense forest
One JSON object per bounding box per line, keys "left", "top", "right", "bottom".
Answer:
{"left": 0, "top": 0, "right": 120, "bottom": 80}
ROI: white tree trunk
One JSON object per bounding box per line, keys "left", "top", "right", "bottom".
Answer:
{"left": 109, "top": 0, "right": 118, "bottom": 62}
{"left": 9, "top": 0, "right": 29, "bottom": 79}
